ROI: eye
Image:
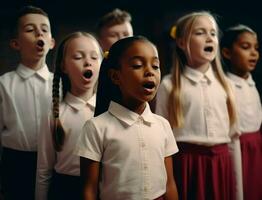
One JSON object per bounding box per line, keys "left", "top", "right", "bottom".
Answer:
{"left": 210, "top": 31, "right": 217, "bottom": 37}
{"left": 132, "top": 64, "right": 142, "bottom": 69}
{"left": 152, "top": 65, "right": 160, "bottom": 70}
{"left": 42, "top": 28, "right": 48, "bottom": 33}
{"left": 73, "top": 54, "right": 82, "bottom": 60}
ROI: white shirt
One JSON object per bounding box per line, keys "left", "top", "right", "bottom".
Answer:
{"left": 0, "top": 64, "right": 52, "bottom": 151}
{"left": 227, "top": 73, "right": 262, "bottom": 133}
{"left": 36, "top": 92, "right": 96, "bottom": 200}
{"left": 156, "top": 66, "right": 232, "bottom": 145}
{"left": 75, "top": 101, "right": 178, "bottom": 200}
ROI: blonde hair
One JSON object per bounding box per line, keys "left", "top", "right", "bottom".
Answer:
{"left": 52, "top": 31, "right": 102, "bottom": 151}
{"left": 169, "top": 11, "right": 237, "bottom": 128}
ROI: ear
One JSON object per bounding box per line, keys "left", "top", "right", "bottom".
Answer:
{"left": 176, "top": 38, "right": 186, "bottom": 50}
{"left": 49, "top": 38, "right": 55, "bottom": 50}
{"left": 10, "top": 39, "right": 20, "bottom": 50}
{"left": 108, "top": 69, "right": 120, "bottom": 85}
{"left": 221, "top": 47, "right": 231, "bottom": 59}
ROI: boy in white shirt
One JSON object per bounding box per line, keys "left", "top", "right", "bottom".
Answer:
{"left": 0, "top": 5, "right": 55, "bottom": 200}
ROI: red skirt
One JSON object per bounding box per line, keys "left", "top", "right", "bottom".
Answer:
{"left": 240, "top": 130, "right": 262, "bottom": 200}
{"left": 173, "top": 142, "right": 236, "bottom": 200}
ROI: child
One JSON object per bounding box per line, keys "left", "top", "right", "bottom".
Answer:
{"left": 95, "top": 8, "right": 133, "bottom": 52}
{"left": 155, "top": 11, "right": 237, "bottom": 200}
{"left": 35, "top": 31, "right": 102, "bottom": 200}
{"left": 221, "top": 24, "right": 262, "bottom": 200}
{"left": 75, "top": 36, "right": 179, "bottom": 200}
{"left": 0, "top": 5, "right": 55, "bottom": 200}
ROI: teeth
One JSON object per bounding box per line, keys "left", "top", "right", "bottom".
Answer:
{"left": 83, "top": 70, "right": 92, "bottom": 79}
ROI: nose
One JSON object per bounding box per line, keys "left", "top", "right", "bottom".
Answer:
{"left": 144, "top": 66, "right": 154, "bottom": 77}
{"left": 251, "top": 48, "right": 259, "bottom": 58}
{"left": 84, "top": 60, "right": 92, "bottom": 67}
{"left": 35, "top": 28, "right": 43, "bottom": 37}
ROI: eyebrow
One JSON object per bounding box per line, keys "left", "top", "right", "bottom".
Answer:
{"left": 128, "top": 55, "right": 159, "bottom": 61}
{"left": 22, "top": 23, "right": 50, "bottom": 28}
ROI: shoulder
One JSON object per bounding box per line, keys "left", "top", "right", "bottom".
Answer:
{"left": 0, "top": 71, "right": 17, "bottom": 83}
{"left": 84, "top": 111, "right": 113, "bottom": 130}
{"left": 152, "top": 113, "right": 172, "bottom": 128}
{"left": 159, "top": 74, "right": 173, "bottom": 91}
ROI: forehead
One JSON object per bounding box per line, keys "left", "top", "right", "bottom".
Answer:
{"left": 122, "top": 41, "right": 158, "bottom": 59}
{"left": 18, "top": 13, "right": 50, "bottom": 27}
{"left": 192, "top": 15, "right": 217, "bottom": 30}
{"left": 103, "top": 22, "right": 133, "bottom": 33}
{"left": 66, "top": 36, "right": 100, "bottom": 52}
{"left": 236, "top": 31, "right": 258, "bottom": 43}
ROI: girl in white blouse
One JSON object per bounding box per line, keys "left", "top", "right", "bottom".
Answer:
{"left": 75, "top": 36, "right": 179, "bottom": 200}
{"left": 156, "top": 11, "right": 238, "bottom": 200}
{"left": 221, "top": 24, "right": 262, "bottom": 200}
{"left": 35, "top": 31, "right": 102, "bottom": 200}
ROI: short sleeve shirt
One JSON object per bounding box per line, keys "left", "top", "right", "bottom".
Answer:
{"left": 75, "top": 101, "right": 178, "bottom": 200}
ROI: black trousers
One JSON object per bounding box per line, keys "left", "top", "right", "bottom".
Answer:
{"left": 48, "top": 172, "right": 81, "bottom": 200}
{"left": 1, "top": 147, "right": 37, "bottom": 200}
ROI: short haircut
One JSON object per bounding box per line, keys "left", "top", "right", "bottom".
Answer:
{"left": 12, "top": 5, "right": 49, "bottom": 37}
{"left": 96, "top": 8, "right": 132, "bottom": 35}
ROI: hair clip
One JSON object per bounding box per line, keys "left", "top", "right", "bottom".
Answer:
{"left": 103, "top": 51, "right": 109, "bottom": 59}
{"left": 170, "top": 25, "right": 177, "bottom": 39}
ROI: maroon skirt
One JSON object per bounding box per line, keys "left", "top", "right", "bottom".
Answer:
{"left": 173, "top": 142, "right": 236, "bottom": 200}
{"left": 240, "top": 130, "right": 262, "bottom": 200}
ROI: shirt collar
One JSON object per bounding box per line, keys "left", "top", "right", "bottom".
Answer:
{"left": 16, "top": 63, "right": 51, "bottom": 81}
{"left": 65, "top": 92, "right": 96, "bottom": 111}
{"left": 184, "top": 65, "right": 215, "bottom": 84}
{"left": 227, "top": 72, "right": 255, "bottom": 87}
{"left": 108, "top": 101, "right": 156, "bottom": 126}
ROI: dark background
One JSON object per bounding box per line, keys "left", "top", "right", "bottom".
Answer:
{"left": 0, "top": 0, "right": 261, "bottom": 94}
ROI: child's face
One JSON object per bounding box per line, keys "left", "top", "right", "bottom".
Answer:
{"left": 12, "top": 14, "right": 55, "bottom": 63}
{"left": 224, "top": 32, "right": 259, "bottom": 76}
{"left": 179, "top": 16, "right": 218, "bottom": 68}
{"left": 63, "top": 36, "right": 101, "bottom": 96}
{"left": 99, "top": 22, "right": 133, "bottom": 52}
{"left": 112, "top": 41, "right": 160, "bottom": 106}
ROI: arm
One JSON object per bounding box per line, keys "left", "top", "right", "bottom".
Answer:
{"left": 35, "top": 114, "right": 56, "bottom": 200}
{"left": 80, "top": 157, "right": 100, "bottom": 200}
{"left": 164, "top": 156, "right": 178, "bottom": 200}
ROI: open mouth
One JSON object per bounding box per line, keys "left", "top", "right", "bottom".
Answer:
{"left": 204, "top": 46, "right": 213, "bottom": 52}
{"left": 37, "top": 40, "right": 45, "bottom": 48}
{"left": 83, "top": 70, "right": 93, "bottom": 79}
{"left": 143, "top": 82, "right": 155, "bottom": 90}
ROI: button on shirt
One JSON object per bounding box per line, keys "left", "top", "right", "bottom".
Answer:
{"left": 75, "top": 101, "right": 178, "bottom": 200}
{"left": 156, "top": 66, "right": 232, "bottom": 145}
{"left": 227, "top": 73, "right": 262, "bottom": 133}
{"left": 0, "top": 64, "right": 53, "bottom": 151}
{"left": 36, "top": 92, "right": 96, "bottom": 200}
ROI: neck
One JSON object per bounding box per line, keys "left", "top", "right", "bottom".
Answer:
{"left": 21, "top": 57, "right": 46, "bottom": 71}
{"left": 231, "top": 69, "right": 249, "bottom": 79}
{"left": 71, "top": 88, "right": 94, "bottom": 102}
{"left": 187, "top": 62, "right": 210, "bottom": 73}
{"left": 120, "top": 99, "right": 147, "bottom": 115}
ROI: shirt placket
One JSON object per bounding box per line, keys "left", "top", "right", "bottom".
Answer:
{"left": 138, "top": 116, "right": 150, "bottom": 200}
{"left": 201, "top": 77, "right": 214, "bottom": 137}
{"left": 32, "top": 76, "right": 40, "bottom": 148}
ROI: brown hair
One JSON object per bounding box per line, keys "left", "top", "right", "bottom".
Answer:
{"left": 96, "top": 8, "right": 132, "bottom": 36}
{"left": 12, "top": 5, "right": 49, "bottom": 37}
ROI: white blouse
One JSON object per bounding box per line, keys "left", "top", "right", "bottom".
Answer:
{"left": 75, "top": 101, "right": 178, "bottom": 200}
{"left": 35, "top": 92, "right": 96, "bottom": 200}
{"left": 227, "top": 72, "right": 261, "bottom": 133}
{"left": 0, "top": 63, "right": 53, "bottom": 151}
{"left": 156, "top": 66, "right": 232, "bottom": 145}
